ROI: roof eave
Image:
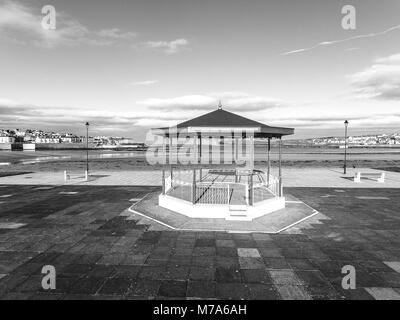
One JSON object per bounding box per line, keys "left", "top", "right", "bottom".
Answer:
{"left": 259, "top": 126, "right": 294, "bottom": 137}
{"left": 152, "top": 126, "right": 294, "bottom": 137}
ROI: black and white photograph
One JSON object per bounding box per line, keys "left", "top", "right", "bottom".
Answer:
{"left": 0, "top": 0, "right": 400, "bottom": 306}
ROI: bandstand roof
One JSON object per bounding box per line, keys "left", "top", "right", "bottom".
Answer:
{"left": 153, "top": 106, "right": 294, "bottom": 138}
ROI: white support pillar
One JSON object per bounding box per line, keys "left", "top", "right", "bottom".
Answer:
{"left": 162, "top": 168, "right": 165, "bottom": 194}
{"left": 249, "top": 171, "right": 253, "bottom": 205}
{"left": 192, "top": 169, "right": 196, "bottom": 204}
{"left": 278, "top": 137, "right": 282, "bottom": 197}
{"left": 193, "top": 133, "right": 198, "bottom": 165}
{"left": 231, "top": 132, "right": 235, "bottom": 164}
{"left": 249, "top": 134, "right": 254, "bottom": 169}
{"left": 235, "top": 135, "right": 239, "bottom": 163}
{"left": 199, "top": 135, "right": 202, "bottom": 180}
{"left": 169, "top": 135, "right": 173, "bottom": 178}
{"left": 245, "top": 182, "right": 249, "bottom": 205}
{"left": 267, "top": 137, "right": 271, "bottom": 187}
{"left": 198, "top": 134, "right": 202, "bottom": 164}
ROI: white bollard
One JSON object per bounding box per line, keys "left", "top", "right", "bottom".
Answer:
{"left": 85, "top": 170, "right": 88, "bottom": 181}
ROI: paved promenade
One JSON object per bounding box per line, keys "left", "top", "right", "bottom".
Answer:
{"left": 1, "top": 167, "right": 399, "bottom": 299}
{"left": 1, "top": 168, "right": 400, "bottom": 188}
{"left": 0, "top": 185, "right": 399, "bottom": 299}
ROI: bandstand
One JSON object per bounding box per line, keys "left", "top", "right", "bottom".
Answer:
{"left": 152, "top": 104, "right": 294, "bottom": 221}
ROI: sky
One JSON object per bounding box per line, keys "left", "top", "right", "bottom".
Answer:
{"left": 0, "top": 0, "right": 400, "bottom": 140}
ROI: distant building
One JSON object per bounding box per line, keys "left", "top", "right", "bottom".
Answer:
{"left": 118, "top": 138, "right": 136, "bottom": 145}
{"left": 14, "top": 129, "right": 25, "bottom": 137}
{"left": 35, "top": 137, "right": 60, "bottom": 143}
{"left": 60, "top": 134, "right": 80, "bottom": 143}
{"left": 0, "top": 135, "right": 16, "bottom": 143}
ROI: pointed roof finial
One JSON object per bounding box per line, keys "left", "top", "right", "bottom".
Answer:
{"left": 218, "top": 100, "right": 222, "bottom": 110}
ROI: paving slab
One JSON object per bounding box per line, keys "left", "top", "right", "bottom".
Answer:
{"left": 274, "top": 284, "right": 312, "bottom": 300}
{"left": 247, "top": 284, "right": 281, "bottom": 300}
{"left": 158, "top": 280, "right": 187, "bottom": 298}
{"left": 365, "top": 287, "right": 400, "bottom": 300}
{"left": 239, "top": 257, "right": 265, "bottom": 270}
{"left": 241, "top": 269, "right": 272, "bottom": 284}
{"left": 189, "top": 267, "right": 215, "bottom": 281}
{"left": 187, "top": 280, "right": 217, "bottom": 299}
{"left": 269, "top": 270, "right": 304, "bottom": 286}
{"left": 216, "top": 283, "right": 250, "bottom": 299}
{"left": 237, "top": 248, "right": 260, "bottom": 258}
{"left": 98, "top": 278, "right": 133, "bottom": 296}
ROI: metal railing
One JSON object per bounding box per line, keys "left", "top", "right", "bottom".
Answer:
{"left": 266, "top": 174, "right": 280, "bottom": 197}
{"left": 166, "top": 173, "right": 192, "bottom": 202}
{"left": 251, "top": 172, "right": 281, "bottom": 202}
{"left": 195, "top": 182, "right": 231, "bottom": 204}
{"left": 163, "top": 170, "right": 281, "bottom": 205}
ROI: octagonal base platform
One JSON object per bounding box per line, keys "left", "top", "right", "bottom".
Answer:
{"left": 128, "top": 192, "right": 321, "bottom": 233}
{"left": 159, "top": 194, "right": 285, "bottom": 221}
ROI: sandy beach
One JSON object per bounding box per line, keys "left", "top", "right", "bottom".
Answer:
{"left": 0, "top": 148, "right": 400, "bottom": 173}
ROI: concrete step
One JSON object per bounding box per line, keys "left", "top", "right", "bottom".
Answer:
{"left": 229, "top": 204, "right": 248, "bottom": 212}
{"left": 226, "top": 215, "right": 252, "bottom": 221}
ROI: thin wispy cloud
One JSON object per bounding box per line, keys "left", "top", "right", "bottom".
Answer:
{"left": 142, "top": 38, "right": 190, "bottom": 54}
{"left": 281, "top": 24, "right": 400, "bottom": 55}
{"left": 344, "top": 47, "right": 360, "bottom": 52}
{"left": 0, "top": 1, "right": 137, "bottom": 47}
{"left": 97, "top": 28, "right": 136, "bottom": 40}
{"left": 129, "top": 80, "right": 159, "bottom": 86}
